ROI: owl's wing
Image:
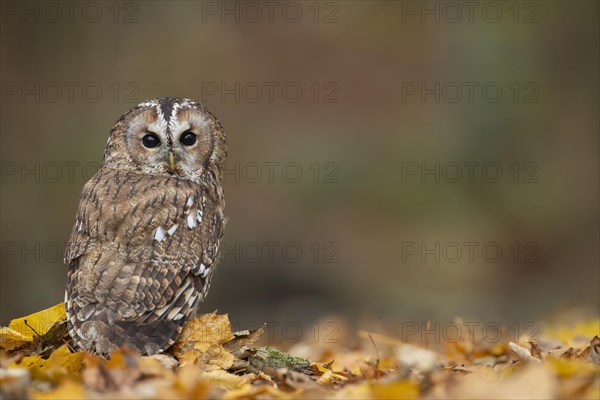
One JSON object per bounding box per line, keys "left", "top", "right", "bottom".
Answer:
{"left": 65, "top": 168, "right": 224, "bottom": 354}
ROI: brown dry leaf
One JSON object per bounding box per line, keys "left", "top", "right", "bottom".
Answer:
{"left": 10, "top": 344, "right": 82, "bottom": 382}
{"left": 224, "top": 326, "right": 265, "bottom": 356}
{"left": 508, "top": 342, "right": 541, "bottom": 364}
{"left": 0, "top": 303, "right": 66, "bottom": 351}
{"left": 528, "top": 341, "right": 543, "bottom": 359}
{"left": 274, "top": 368, "right": 321, "bottom": 392}
{"left": 577, "top": 335, "right": 600, "bottom": 364}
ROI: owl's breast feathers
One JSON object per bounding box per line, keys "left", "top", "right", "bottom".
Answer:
{"left": 65, "top": 167, "right": 224, "bottom": 355}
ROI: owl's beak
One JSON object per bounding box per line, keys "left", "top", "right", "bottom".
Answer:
{"left": 168, "top": 151, "right": 176, "bottom": 171}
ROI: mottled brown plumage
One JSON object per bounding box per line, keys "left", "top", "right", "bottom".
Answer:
{"left": 65, "top": 98, "right": 226, "bottom": 355}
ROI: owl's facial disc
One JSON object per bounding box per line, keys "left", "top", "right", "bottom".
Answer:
{"left": 123, "top": 106, "right": 214, "bottom": 177}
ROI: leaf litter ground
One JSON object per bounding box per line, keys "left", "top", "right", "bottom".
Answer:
{"left": 1, "top": 303, "right": 598, "bottom": 399}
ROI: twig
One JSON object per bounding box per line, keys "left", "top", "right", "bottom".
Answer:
{"left": 368, "top": 333, "right": 381, "bottom": 368}
{"left": 23, "top": 320, "right": 41, "bottom": 336}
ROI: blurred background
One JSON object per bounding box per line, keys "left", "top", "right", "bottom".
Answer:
{"left": 1, "top": 1, "right": 598, "bottom": 344}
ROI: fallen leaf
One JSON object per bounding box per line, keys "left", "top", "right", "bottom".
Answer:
{"left": 370, "top": 380, "right": 420, "bottom": 399}
{"left": 179, "top": 344, "right": 235, "bottom": 371}
{"left": 449, "top": 364, "right": 556, "bottom": 399}
{"left": 545, "top": 319, "right": 600, "bottom": 347}
{"left": 0, "top": 327, "right": 30, "bottom": 351}
{"left": 11, "top": 344, "right": 82, "bottom": 382}
{"left": 173, "top": 312, "right": 235, "bottom": 357}
{"left": 82, "top": 347, "right": 141, "bottom": 391}
{"left": 224, "top": 326, "right": 265, "bottom": 356}
{"left": 0, "top": 303, "right": 66, "bottom": 351}
{"left": 201, "top": 369, "right": 249, "bottom": 390}
{"left": 546, "top": 357, "right": 599, "bottom": 378}
{"left": 577, "top": 336, "right": 600, "bottom": 364}
{"left": 396, "top": 344, "right": 441, "bottom": 372}
{"left": 508, "top": 342, "right": 541, "bottom": 364}
{"left": 31, "top": 379, "right": 85, "bottom": 400}
{"left": 223, "top": 382, "right": 290, "bottom": 399}
{"left": 0, "top": 367, "right": 30, "bottom": 399}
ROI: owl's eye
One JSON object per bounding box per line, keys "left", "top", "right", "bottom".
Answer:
{"left": 142, "top": 133, "right": 161, "bottom": 148}
{"left": 180, "top": 131, "right": 197, "bottom": 146}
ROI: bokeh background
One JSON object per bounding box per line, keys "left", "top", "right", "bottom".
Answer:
{"left": 1, "top": 1, "right": 598, "bottom": 343}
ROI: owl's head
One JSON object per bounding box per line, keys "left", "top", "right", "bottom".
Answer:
{"left": 103, "top": 97, "right": 226, "bottom": 182}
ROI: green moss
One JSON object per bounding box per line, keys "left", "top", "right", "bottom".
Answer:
{"left": 248, "top": 346, "right": 311, "bottom": 373}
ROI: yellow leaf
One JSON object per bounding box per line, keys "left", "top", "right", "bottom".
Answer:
{"left": 316, "top": 369, "right": 348, "bottom": 385}
{"left": 332, "top": 382, "right": 371, "bottom": 399}
{"left": 223, "top": 383, "right": 288, "bottom": 399}
{"left": 201, "top": 369, "right": 247, "bottom": 390}
{"left": 173, "top": 364, "right": 211, "bottom": 395}
{"left": 174, "top": 315, "right": 236, "bottom": 371}
{"left": 179, "top": 344, "right": 235, "bottom": 370}
{"left": 545, "top": 319, "right": 600, "bottom": 346}
{"left": 106, "top": 346, "right": 138, "bottom": 369}
{"left": 370, "top": 381, "right": 420, "bottom": 400}
{"left": 173, "top": 312, "right": 235, "bottom": 357}
{"left": 31, "top": 380, "right": 85, "bottom": 400}
{"left": 138, "top": 355, "right": 176, "bottom": 379}
{"left": 546, "top": 357, "right": 599, "bottom": 378}
{"left": 312, "top": 362, "right": 330, "bottom": 375}
{"left": 1, "top": 303, "right": 66, "bottom": 350}
{"left": 11, "top": 344, "right": 83, "bottom": 381}
{"left": 312, "top": 362, "right": 349, "bottom": 384}
{"left": 0, "top": 327, "right": 30, "bottom": 351}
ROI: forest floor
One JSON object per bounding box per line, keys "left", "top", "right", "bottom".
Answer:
{"left": 1, "top": 303, "right": 599, "bottom": 399}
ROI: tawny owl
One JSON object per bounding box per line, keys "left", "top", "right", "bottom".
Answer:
{"left": 64, "top": 97, "right": 226, "bottom": 355}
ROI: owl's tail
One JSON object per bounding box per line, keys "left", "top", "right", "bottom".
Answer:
{"left": 65, "top": 254, "right": 203, "bottom": 356}
{"left": 65, "top": 302, "right": 186, "bottom": 356}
